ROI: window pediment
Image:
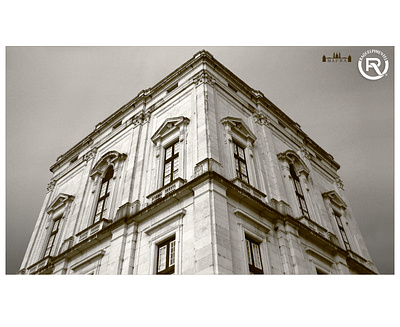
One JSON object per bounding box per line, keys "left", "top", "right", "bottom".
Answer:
{"left": 151, "top": 116, "right": 190, "bottom": 144}
{"left": 90, "top": 150, "right": 127, "bottom": 178}
{"left": 220, "top": 116, "right": 256, "bottom": 144}
{"left": 277, "top": 149, "right": 310, "bottom": 177}
{"left": 322, "top": 190, "right": 347, "bottom": 209}
{"left": 46, "top": 193, "right": 74, "bottom": 214}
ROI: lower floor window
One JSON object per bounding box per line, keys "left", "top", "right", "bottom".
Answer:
{"left": 157, "top": 236, "right": 176, "bottom": 274}
{"left": 245, "top": 235, "right": 263, "bottom": 274}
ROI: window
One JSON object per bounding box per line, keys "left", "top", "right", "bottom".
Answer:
{"left": 233, "top": 141, "right": 249, "bottom": 183}
{"left": 156, "top": 236, "right": 176, "bottom": 274}
{"left": 334, "top": 212, "right": 351, "bottom": 251}
{"left": 163, "top": 141, "right": 180, "bottom": 186}
{"left": 94, "top": 166, "right": 114, "bottom": 223}
{"left": 44, "top": 217, "right": 61, "bottom": 257}
{"left": 245, "top": 235, "right": 263, "bottom": 274}
{"left": 289, "top": 164, "right": 310, "bottom": 218}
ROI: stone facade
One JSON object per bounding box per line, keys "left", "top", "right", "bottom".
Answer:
{"left": 19, "top": 50, "right": 378, "bottom": 275}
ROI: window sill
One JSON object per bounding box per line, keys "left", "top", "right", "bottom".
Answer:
{"left": 27, "top": 257, "right": 53, "bottom": 275}
{"left": 297, "top": 215, "right": 329, "bottom": 239}
{"left": 147, "top": 178, "right": 186, "bottom": 203}
{"left": 231, "top": 178, "right": 267, "bottom": 202}
{"left": 76, "top": 218, "right": 112, "bottom": 243}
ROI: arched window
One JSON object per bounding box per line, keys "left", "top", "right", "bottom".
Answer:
{"left": 94, "top": 166, "right": 114, "bottom": 223}
{"left": 289, "top": 164, "right": 310, "bottom": 218}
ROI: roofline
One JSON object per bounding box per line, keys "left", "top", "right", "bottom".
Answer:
{"left": 50, "top": 49, "right": 340, "bottom": 172}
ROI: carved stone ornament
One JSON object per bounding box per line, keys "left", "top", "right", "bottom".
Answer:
{"left": 193, "top": 71, "right": 216, "bottom": 87}
{"left": 90, "top": 151, "right": 127, "bottom": 179}
{"left": 277, "top": 149, "right": 310, "bottom": 177}
{"left": 46, "top": 180, "right": 56, "bottom": 193}
{"left": 220, "top": 116, "right": 257, "bottom": 145}
{"left": 253, "top": 113, "right": 270, "bottom": 126}
{"left": 335, "top": 178, "right": 345, "bottom": 191}
{"left": 83, "top": 148, "right": 97, "bottom": 162}
{"left": 151, "top": 116, "right": 190, "bottom": 144}
{"left": 300, "top": 146, "right": 312, "bottom": 160}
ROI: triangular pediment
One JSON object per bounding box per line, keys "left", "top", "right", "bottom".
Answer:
{"left": 46, "top": 193, "right": 75, "bottom": 213}
{"left": 220, "top": 117, "right": 256, "bottom": 143}
{"left": 322, "top": 190, "right": 347, "bottom": 209}
{"left": 151, "top": 116, "right": 190, "bottom": 143}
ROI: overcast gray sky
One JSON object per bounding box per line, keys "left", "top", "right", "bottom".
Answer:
{"left": 6, "top": 46, "right": 394, "bottom": 274}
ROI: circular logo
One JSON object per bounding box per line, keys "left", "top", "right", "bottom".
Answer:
{"left": 358, "top": 49, "right": 389, "bottom": 80}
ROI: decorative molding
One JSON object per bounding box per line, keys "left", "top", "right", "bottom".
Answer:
{"left": 46, "top": 180, "right": 56, "bottom": 193}
{"left": 150, "top": 116, "right": 190, "bottom": 144}
{"left": 143, "top": 209, "right": 186, "bottom": 235}
{"left": 253, "top": 112, "right": 270, "bottom": 126}
{"left": 193, "top": 71, "right": 216, "bottom": 87}
{"left": 70, "top": 250, "right": 105, "bottom": 271}
{"left": 83, "top": 148, "right": 98, "bottom": 162}
{"left": 90, "top": 150, "right": 127, "bottom": 179}
{"left": 322, "top": 190, "right": 347, "bottom": 210}
{"left": 234, "top": 208, "right": 271, "bottom": 233}
{"left": 299, "top": 146, "right": 312, "bottom": 160}
{"left": 335, "top": 178, "right": 345, "bottom": 191}
{"left": 277, "top": 149, "right": 310, "bottom": 177}
{"left": 220, "top": 116, "right": 257, "bottom": 145}
{"left": 305, "top": 246, "right": 335, "bottom": 266}
{"left": 46, "top": 193, "right": 75, "bottom": 214}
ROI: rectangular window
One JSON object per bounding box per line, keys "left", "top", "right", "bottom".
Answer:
{"left": 289, "top": 165, "right": 309, "bottom": 218}
{"left": 233, "top": 141, "right": 249, "bottom": 183}
{"left": 163, "top": 141, "right": 179, "bottom": 186}
{"left": 156, "top": 236, "right": 176, "bottom": 274}
{"left": 334, "top": 212, "right": 351, "bottom": 251}
{"left": 44, "top": 217, "right": 61, "bottom": 258}
{"left": 245, "top": 235, "right": 263, "bottom": 274}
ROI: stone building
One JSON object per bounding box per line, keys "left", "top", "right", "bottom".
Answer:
{"left": 19, "top": 50, "right": 378, "bottom": 275}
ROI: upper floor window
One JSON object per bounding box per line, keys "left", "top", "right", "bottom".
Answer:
{"left": 150, "top": 116, "right": 190, "bottom": 190}
{"left": 334, "top": 212, "right": 351, "bottom": 251}
{"left": 44, "top": 217, "right": 61, "bottom": 257}
{"left": 289, "top": 164, "right": 310, "bottom": 218}
{"left": 245, "top": 235, "right": 263, "bottom": 274}
{"left": 156, "top": 236, "right": 176, "bottom": 274}
{"left": 94, "top": 166, "right": 114, "bottom": 223}
{"left": 163, "top": 141, "right": 180, "bottom": 186}
{"left": 233, "top": 141, "right": 249, "bottom": 183}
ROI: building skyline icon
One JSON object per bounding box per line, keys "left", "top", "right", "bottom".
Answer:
{"left": 323, "top": 52, "right": 352, "bottom": 62}
{"left": 19, "top": 50, "right": 378, "bottom": 275}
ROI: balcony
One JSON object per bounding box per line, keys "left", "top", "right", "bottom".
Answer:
{"left": 75, "top": 218, "right": 112, "bottom": 244}
{"left": 231, "top": 177, "right": 267, "bottom": 202}
{"left": 297, "top": 215, "right": 329, "bottom": 239}
{"left": 147, "top": 178, "right": 186, "bottom": 203}
{"left": 27, "top": 257, "right": 53, "bottom": 275}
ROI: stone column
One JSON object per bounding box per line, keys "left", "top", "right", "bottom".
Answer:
{"left": 106, "top": 223, "right": 128, "bottom": 274}
{"left": 192, "top": 179, "right": 233, "bottom": 274}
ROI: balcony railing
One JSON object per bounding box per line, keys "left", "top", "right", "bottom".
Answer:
{"left": 147, "top": 178, "right": 186, "bottom": 203}
{"left": 231, "top": 177, "right": 267, "bottom": 202}
{"left": 75, "top": 218, "right": 111, "bottom": 244}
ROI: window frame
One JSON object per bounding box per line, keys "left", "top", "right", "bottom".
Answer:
{"left": 156, "top": 235, "right": 176, "bottom": 275}
{"left": 162, "top": 140, "right": 180, "bottom": 187}
{"left": 289, "top": 164, "right": 310, "bottom": 218}
{"left": 43, "top": 216, "right": 61, "bottom": 258}
{"left": 233, "top": 140, "right": 250, "bottom": 184}
{"left": 245, "top": 234, "right": 264, "bottom": 274}
{"left": 334, "top": 211, "right": 351, "bottom": 251}
{"left": 93, "top": 165, "right": 114, "bottom": 224}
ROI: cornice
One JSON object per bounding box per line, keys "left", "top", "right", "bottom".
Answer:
{"left": 49, "top": 49, "right": 340, "bottom": 174}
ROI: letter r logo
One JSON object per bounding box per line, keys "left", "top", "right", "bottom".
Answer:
{"left": 366, "top": 58, "right": 382, "bottom": 75}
